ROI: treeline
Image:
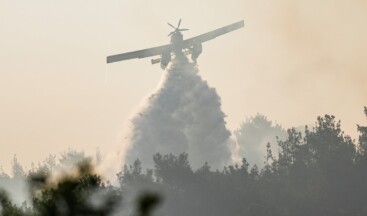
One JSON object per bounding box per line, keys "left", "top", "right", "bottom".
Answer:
{"left": 120, "top": 112, "right": 367, "bottom": 216}
{"left": 1, "top": 109, "right": 367, "bottom": 216}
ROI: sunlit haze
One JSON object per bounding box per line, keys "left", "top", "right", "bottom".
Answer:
{"left": 1, "top": 0, "right": 366, "bottom": 174}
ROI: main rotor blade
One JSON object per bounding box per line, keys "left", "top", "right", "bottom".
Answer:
{"left": 168, "top": 32, "right": 174, "bottom": 37}
{"left": 179, "top": 28, "right": 189, "bottom": 31}
{"left": 177, "top": 19, "right": 181, "bottom": 28}
{"left": 167, "top": 23, "right": 176, "bottom": 29}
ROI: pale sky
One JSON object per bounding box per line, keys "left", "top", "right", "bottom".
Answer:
{"left": 1, "top": 0, "right": 367, "bottom": 174}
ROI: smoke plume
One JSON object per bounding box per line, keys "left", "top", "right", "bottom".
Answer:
{"left": 125, "top": 54, "right": 231, "bottom": 169}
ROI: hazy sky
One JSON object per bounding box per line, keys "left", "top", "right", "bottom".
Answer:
{"left": 1, "top": 0, "right": 367, "bottom": 173}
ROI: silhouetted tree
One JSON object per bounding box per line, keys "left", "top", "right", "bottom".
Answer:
{"left": 11, "top": 155, "right": 25, "bottom": 179}
{"left": 32, "top": 161, "right": 122, "bottom": 216}
{"left": 234, "top": 114, "right": 287, "bottom": 167}
{"left": 3, "top": 110, "right": 367, "bottom": 216}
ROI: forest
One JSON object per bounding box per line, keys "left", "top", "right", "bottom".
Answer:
{"left": 1, "top": 108, "right": 367, "bottom": 216}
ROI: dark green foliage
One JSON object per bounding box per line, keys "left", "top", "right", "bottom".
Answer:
{"left": 0, "top": 190, "right": 28, "bottom": 216}
{"left": 118, "top": 111, "right": 367, "bottom": 216}
{"left": 31, "top": 162, "right": 122, "bottom": 216}
{"left": 2, "top": 110, "right": 367, "bottom": 216}
{"left": 118, "top": 159, "right": 155, "bottom": 188}
{"left": 135, "top": 192, "right": 161, "bottom": 216}
{"left": 0, "top": 161, "right": 124, "bottom": 216}
{"left": 357, "top": 107, "right": 367, "bottom": 156}
{"left": 153, "top": 153, "right": 193, "bottom": 186}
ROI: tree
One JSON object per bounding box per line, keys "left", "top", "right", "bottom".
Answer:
{"left": 354, "top": 107, "right": 367, "bottom": 215}
{"left": 357, "top": 107, "right": 367, "bottom": 157}
{"left": 117, "top": 159, "right": 155, "bottom": 189}
{"left": 153, "top": 153, "right": 193, "bottom": 188}
{"left": 234, "top": 114, "right": 287, "bottom": 167}
{"left": 58, "top": 149, "right": 91, "bottom": 169}
{"left": 0, "top": 190, "right": 26, "bottom": 216}
{"left": 32, "top": 161, "right": 122, "bottom": 216}
{"left": 11, "top": 155, "right": 25, "bottom": 179}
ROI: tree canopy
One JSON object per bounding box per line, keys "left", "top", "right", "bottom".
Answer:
{"left": 1, "top": 109, "right": 367, "bottom": 216}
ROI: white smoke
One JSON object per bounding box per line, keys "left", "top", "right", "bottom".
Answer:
{"left": 95, "top": 150, "right": 122, "bottom": 185}
{"left": 0, "top": 177, "right": 30, "bottom": 208}
{"left": 125, "top": 54, "right": 232, "bottom": 169}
